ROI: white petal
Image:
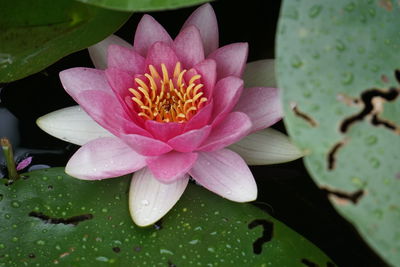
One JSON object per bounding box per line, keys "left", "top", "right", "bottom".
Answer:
{"left": 88, "top": 35, "right": 132, "bottom": 69}
{"left": 65, "top": 137, "right": 147, "bottom": 180}
{"left": 36, "top": 106, "right": 112, "bottom": 145}
{"left": 229, "top": 128, "right": 303, "bottom": 165}
{"left": 189, "top": 149, "right": 257, "bottom": 202}
{"left": 243, "top": 59, "right": 276, "bottom": 88}
{"left": 129, "top": 168, "right": 189, "bottom": 227}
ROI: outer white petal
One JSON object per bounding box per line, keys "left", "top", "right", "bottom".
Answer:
{"left": 229, "top": 128, "right": 304, "bottom": 165}
{"left": 88, "top": 34, "right": 132, "bottom": 69}
{"left": 36, "top": 106, "right": 112, "bottom": 145}
{"left": 243, "top": 59, "right": 276, "bottom": 88}
{"left": 129, "top": 168, "right": 189, "bottom": 227}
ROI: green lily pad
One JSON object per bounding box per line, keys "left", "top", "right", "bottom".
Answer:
{"left": 277, "top": 0, "right": 400, "bottom": 265}
{"left": 0, "top": 0, "right": 130, "bottom": 83}
{"left": 0, "top": 168, "right": 333, "bottom": 266}
{"left": 76, "top": 0, "right": 211, "bottom": 12}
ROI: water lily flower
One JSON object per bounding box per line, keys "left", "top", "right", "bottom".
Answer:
{"left": 37, "top": 4, "right": 302, "bottom": 226}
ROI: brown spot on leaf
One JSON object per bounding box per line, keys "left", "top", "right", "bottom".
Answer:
{"left": 379, "top": 0, "right": 393, "bottom": 11}
{"left": 291, "top": 102, "right": 318, "bottom": 127}
{"left": 339, "top": 87, "right": 400, "bottom": 134}
{"left": 321, "top": 186, "right": 365, "bottom": 205}
{"left": 381, "top": 74, "right": 389, "bottom": 83}
{"left": 29, "top": 211, "right": 93, "bottom": 226}
{"left": 327, "top": 140, "right": 347, "bottom": 171}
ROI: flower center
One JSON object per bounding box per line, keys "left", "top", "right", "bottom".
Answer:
{"left": 129, "top": 62, "right": 207, "bottom": 123}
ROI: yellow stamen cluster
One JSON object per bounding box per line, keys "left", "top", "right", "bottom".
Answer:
{"left": 129, "top": 62, "right": 207, "bottom": 123}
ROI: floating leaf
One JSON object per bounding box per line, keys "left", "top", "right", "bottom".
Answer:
{"left": 76, "top": 0, "right": 212, "bottom": 12}
{"left": 0, "top": 168, "right": 333, "bottom": 266}
{"left": 0, "top": 0, "right": 130, "bottom": 82}
{"left": 277, "top": 0, "right": 400, "bottom": 265}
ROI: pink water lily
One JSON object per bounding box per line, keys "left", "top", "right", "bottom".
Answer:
{"left": 37, "top": 4, "right": 302, "bottom": 226}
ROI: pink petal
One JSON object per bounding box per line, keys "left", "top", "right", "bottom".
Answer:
{"left": 144, "top": 120, "right": 184, "bottom": 142}
{"left": 234, "top": 87, "right": 283, "bottom": 132}
{"left": 193, "top": 59, "right": 217, "bottom": 98}
{"left": 174, "top": 26, "right": 204, "bottom": 68}
{"left": 65, "top": 137, "right": 146, "bottom": 180}
{"left": 145, "top": 42, "right": 179, "bottom": 75}
{"left": 121, "top": 133, "right": 173, "bottom": 156}
{"left": 129, "top": 168, "right": 188, "bottom": 226}
{"left": 77, "top": 90, "right": 151, "bottom": 137}
{"left": 88, "top": 34, "right": 132, "bottom": 70}
{"left": 59, "top": 68, "right": 112, "bottom": 102}
{"left": 211, "top": 77, "right": 243, "bottom": 125}
{"left": 107, "top": 45, "right": 145, "bottom": 75}
{"left": 105, "top": 67, "right": 134, "bottom": 105}
{"left": 199, "top": 112, "right": 251, "bottom": 151}
{"left": 189, "top": 149, "right": 257, "bottom": 202}
{"left": 104, "top": 68, "right": 146, "bottom": 125}
{"left": 16, "top": 157, "right": 32, "bottom": 171}
{"left": 184, "top": 101, "right": 214, "bottom": 131}
{"left": 182, "top": 3, "right": 219, "bottom": 56}
{"left": 146, "top": 151, "right": 198, "bottom": 183}
{"left": 133, "top": 15, "right": 173, "bottom": 56}
{"left": 208, "top": 43, "right": 248, "bottom": 79}
{"left": 168, "top": 125, "right": 211, "bottom": 152}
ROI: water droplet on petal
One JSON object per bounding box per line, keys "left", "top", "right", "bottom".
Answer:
{"left": 141, "top": 200, "right": 149, "bottom": 206}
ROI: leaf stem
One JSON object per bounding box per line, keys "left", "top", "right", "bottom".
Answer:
{"left": 1, "top": 138, "right": 19, "bottom": 181}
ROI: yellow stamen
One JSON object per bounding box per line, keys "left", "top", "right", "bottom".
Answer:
{"left": 129, "top": 61, "right": 208, "bottom": 123}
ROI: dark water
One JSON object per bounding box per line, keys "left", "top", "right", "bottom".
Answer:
{"left": 0, "top": 1, "right": 387, "bottom": 266}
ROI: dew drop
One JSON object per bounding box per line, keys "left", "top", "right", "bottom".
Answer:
{"left": 291, "top": 56, "right": 303, "bottom": 68}
{"left": 160, "top": 249, "right": 174, "bottom": 255}
{"left": 309, "top": 5, "right": 322, "bottom": 18}
{"left": 96, "top": 256, "right": 109, "bottom": 262}
{"left": 141, "top": 200, "right": 149, "bottom": 206}
{"left": 365, "top": 135, "right": 378, "bottom": 145}
{"left": 12, "top": 237, "right": 18, "bottom": 242}
{"left": 11, "top": 201, "right": 20, "bottom": 208}
{"left": 351, "top": 177, "right": 364, "bottom": 187}
{"left": 344, "top": 2, "right": 356, "bottom": 12}
{"left": 0, "top": 244, "right": 5, "bottom": 249}
{"left": 311, "top": 52, "right": 320, "bottom": 59}
{"left": 207, "top": 247, "right": 215, "bottom": 253}
{"left": 341, "top": 72, "right": 354, "bottom": 85}
{"left": 370, "top": 158, "right": 380, "bottom": 168}
{"left": 189, "top": 239, "right": 199, "bottom": 245}
{"left": 101, "top": 208, "right": 108, "bottom": 213}
{"left": 373, "top": 209, "right": 383, "bottom": 219}
{"left": 4, "top": 213, "right": 11, "bottom": 220}
{"left": 335, "top": 39, "right": 346, "bottom": 52}
{"left": 284, "top": 8, "right": 299, "bottom": 20}
{"left": 36, "top": 240, "right": 45, "bottom": 245}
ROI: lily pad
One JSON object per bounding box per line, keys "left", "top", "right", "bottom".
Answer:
{"left": 0, "top": 168, "right": 333, "bottom": 266}
{"left": 277, "top": 0, "right": 400, "bottom": 265}
{"left": 76, "top": 0, "right": 212, "bottom": 12}
{"left": 0, "top": 0, "right": 130, "bottom": 83}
